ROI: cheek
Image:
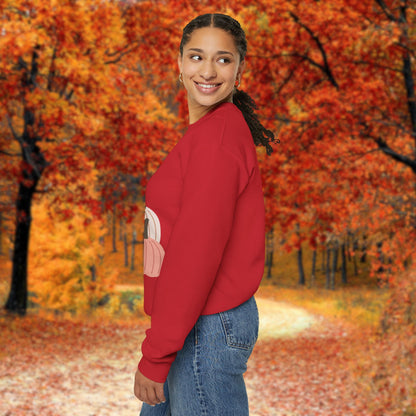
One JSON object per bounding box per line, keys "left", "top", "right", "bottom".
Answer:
{"left": 181, "top": 61, "right": 195, "bottom": 76}
{"left": 224, "top": 67, "right": 238, "bottom": 84}
{"left": 225, "top": 64, "right": 239, "bottom": 79}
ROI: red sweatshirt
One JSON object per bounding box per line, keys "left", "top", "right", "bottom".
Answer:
{"left": 139, "top": 102, "right": 265, "bottom": 382}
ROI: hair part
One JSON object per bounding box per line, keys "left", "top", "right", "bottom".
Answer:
{"left": 180, "top": 13, "right": 278, "bottom": 155}
{"left": 180, "top": 13, "right": 247, "bottom": 62}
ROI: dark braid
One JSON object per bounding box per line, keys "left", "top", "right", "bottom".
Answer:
{"left": 233, "top": 89, "right": 276, "bottom": 155}
{"left": 180, "top": 13, "right": 278, "bottom": 155}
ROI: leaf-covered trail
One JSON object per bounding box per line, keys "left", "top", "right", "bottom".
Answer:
{"left": 0, "top": 298, "right": 369, "bottom": 416}
{"left": 248, "top": 299, "right": 369, "bottom": 415}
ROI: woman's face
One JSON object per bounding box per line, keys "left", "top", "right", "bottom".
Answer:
{"left": 178, "top": 27, "right": 245, "bottom": 116}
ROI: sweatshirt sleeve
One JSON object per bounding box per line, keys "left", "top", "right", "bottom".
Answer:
{"left": 138, "top": 116, "right": 248, "bottom": 382}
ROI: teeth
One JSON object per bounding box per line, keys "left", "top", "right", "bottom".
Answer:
{"left": 198, "top": 83, "right": 218, "bottom": 88}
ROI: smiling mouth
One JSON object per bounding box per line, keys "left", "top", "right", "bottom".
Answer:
{"left": 195, "top": 82, "right": 221, "bottom": 89}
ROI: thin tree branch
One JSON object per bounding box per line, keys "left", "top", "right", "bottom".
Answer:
{"left": 273, "top": 59, "right": 306, "bottom": 96}
{"left": 6, "top": 114, "right": 20, "bottom": 142}
{"left": 375, "top": 136, "right": 416, "bottom": 173}
{"left": 46, "top": 46, "right": 57, "bottom": 91}
{"left": 353, "top": 60, "right": 402, "bottom": 72}
{"left": 104, "top": 42, "right": 141, "bottom": 65}
{"left": 393, "top": 41, "right": 415, "bottom": 55}
{"left": 374, "top": 0, "right": 398, "bottom": 21}
{"left": 0, "top": 149, "right": 21, "bottom": 157}
{"left": 290, "top": 52, "right": 327, "bottom": 73}
{"left": 289, "top": 12, "right": 339, "bottom": 89}
{"left": 5, "top": 6, "right": 28, "bottom": 17}
{"left": 341, "top": 147, "right": 381, "bottom": 162}
{"left": 250, "top": 51, "right": 335, "bottom": 88}
{"left": 7, "top": 114, "right": 42, "bottom": 179}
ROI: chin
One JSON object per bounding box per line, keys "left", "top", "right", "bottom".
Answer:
{"left": 195, "top": 95, "right": 230, "bottom": 108}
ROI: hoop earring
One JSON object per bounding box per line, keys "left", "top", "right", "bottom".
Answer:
{"left": 235, "top": 76, "right": 241, "bottom": 88}
{"left": 179, "top": 73, "right": 183, "bottom": 83}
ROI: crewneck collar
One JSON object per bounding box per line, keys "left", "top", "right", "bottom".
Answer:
{"left": 188, "top": 102, "right": 236, "bottom": 130}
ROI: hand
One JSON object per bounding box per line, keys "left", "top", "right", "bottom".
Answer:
{"left": 134, "top": 368, "right": 166, "bottom": 406}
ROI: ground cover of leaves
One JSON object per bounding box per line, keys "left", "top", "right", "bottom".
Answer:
{"left": 0, "top": 298, "right": 372, "bottom": 416}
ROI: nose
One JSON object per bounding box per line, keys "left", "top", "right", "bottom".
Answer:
{"left": 200, "top": 60, "right": 217, "bottom": 80}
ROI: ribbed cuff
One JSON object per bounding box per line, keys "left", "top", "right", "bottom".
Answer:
{"left": 138, "top": 356, "right": 171, "bottom": 383}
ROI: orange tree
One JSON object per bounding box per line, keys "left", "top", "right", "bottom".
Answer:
{"left": 0, "top": 0, "right": 179, "bottom": 314}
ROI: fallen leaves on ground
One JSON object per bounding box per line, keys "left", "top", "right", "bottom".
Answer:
{"left": 0, "top": 313, "right": 145, "bottom": 416}
{"left": 246, "top": 321, "right": 370, "bottom": 416}
{"left": 1, "top": 303, "right": 373, "bottom": 416}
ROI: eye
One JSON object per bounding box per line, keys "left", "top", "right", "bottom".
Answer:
{"left": 218, "top": 57, "right": 231, "bottom": 64}
{"left": 190, "top": 55, "right": 202, "bottom": 61}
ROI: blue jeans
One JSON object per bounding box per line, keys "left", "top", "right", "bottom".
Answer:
{"left": 140, "top": 296, "right": 259, "bottom": 416}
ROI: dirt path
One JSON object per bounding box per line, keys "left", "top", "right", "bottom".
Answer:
{"left": 0, "top": 297, "right": 365, "bottom": 416}
{"left": 256, "top": 297, "right": 317, "bottom": 340}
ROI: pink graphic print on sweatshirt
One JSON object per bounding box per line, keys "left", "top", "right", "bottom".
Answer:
{"left": 143, "top": 207, "right": 165, "bottom": 277}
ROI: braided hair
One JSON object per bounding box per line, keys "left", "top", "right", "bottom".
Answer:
{"left": 179, "top": 13, "right": 278, "bottom": 155}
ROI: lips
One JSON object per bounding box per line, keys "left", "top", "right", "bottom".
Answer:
{"left": 194, "top": 81, "right": 222, "bottom": 93}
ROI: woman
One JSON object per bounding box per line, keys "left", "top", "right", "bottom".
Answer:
{"left": 134, "top": 13, "right": 276, "bottom": 416}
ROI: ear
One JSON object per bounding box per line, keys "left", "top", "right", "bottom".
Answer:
{"left": 237, "top": 60, "right": 246, "bottom": 78}
{"left": 177, "top": 54, "right": 183, "bottom": 74}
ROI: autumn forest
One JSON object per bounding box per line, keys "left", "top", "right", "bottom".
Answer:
{"left": 1, "top": 0, "right": 415, "bottom": 415}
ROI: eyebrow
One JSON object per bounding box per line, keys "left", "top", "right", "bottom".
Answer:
{"left": 187, "top": 48, "right": 234, "bottom": 56}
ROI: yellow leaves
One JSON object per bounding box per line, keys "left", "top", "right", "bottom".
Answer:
{"left": 0, "top": 22, "right": 36, "bottom": 64}
{"left": 72, "top": 111, "right": 104, "bottom": 136}
{"left": 287, "top": 98, "right": 306, "bottom": 118}
{"left": 139, "top": 91, "right": 176, "bottom": 121}
{"left": 1, "top": 0, "right": 126, "bottom": 79}
{"left": 28, "top": 195, "right": 108, "bottom": 312}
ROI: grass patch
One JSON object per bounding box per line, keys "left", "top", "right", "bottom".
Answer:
{"left": 258, "top": 242, "right": 389, "bottom": 327}
{"left": 257, "top": 284, "right": 389, "bottom": 328}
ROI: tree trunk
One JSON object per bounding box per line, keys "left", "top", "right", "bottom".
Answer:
{"left": 266, "top": 250, "right": 273, "bottom": 279}
{"left": 266, "top": 228, "right": 274, "bottom": 279}
{"left": 90, "top": 264, "right": 96, "bottom": 282}
{"left": 297, "top": 245, "right": 306, "bottom": 285}
{"left": 311, "top": 249, "right": 317, "bottom": 287}
{"left": 376, "top": 241, "right": 385, "bottom": 275}
{"left": 360, "top": 235, "right": 367, "bottom": 263}
{"left": 346, "top": 232, "right": 352, "bottom": 261}
{"left": 325, "top": 246, "right": 331, "bottom": 289}
{"left": 330, "top": 242, "right": 338, "bottom": 290}
{"left": 0, "top": 212, "right": 3, "bottom": 255}
{"left": 99, "top": 236, "right": 104, "bottom": 264}
{"left": 130, "top": 230, "right": 137, "bottom": 271}
{"left": 353, "top": 237, "right": 358, "bottom": 276}
{"left": 112, "top": 205, "right": 117, "bottom": 252}
{"left": 341, "top": 241, "right": 347, "bottom": 284}
{"left": 123, "top": 232, "right": 128, "bottom": 267}
{"left": 5, "top": 48, "right": 46, "bottom": 315}
{"left": 119, "top": 217, "right": 124, "bottom": 241}
{"left": 5, "top": 182, "right": 36, "bottom": 315}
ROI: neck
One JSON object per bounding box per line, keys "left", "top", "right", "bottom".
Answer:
{"left": 188, "top": 105, "right": 213, "bottom": 125}
{"left": 187, "top": 95, "right": 233, "bottom": 125}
